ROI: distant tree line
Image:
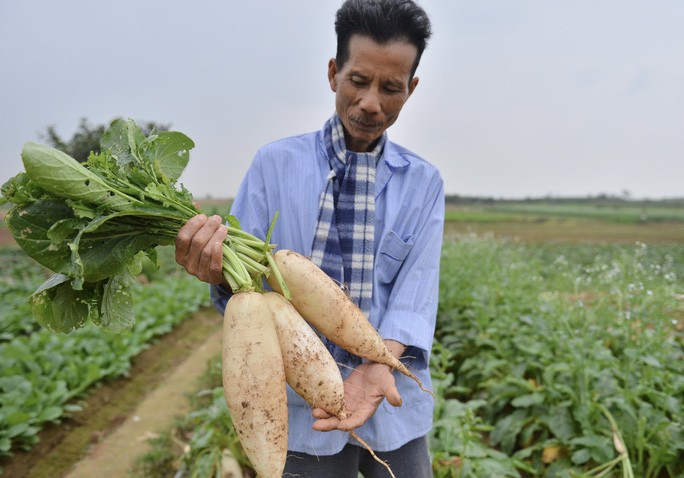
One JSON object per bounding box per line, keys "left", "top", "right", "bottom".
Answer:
{"left": 38, "top": 119, "right": 683, "bottom": 207}
{"left": 445, "top": 194, "right": 684, "bottom": 207}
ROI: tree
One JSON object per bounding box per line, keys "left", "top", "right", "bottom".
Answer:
{"left": 41, "top": 117, "right": 171, "bottom": 163}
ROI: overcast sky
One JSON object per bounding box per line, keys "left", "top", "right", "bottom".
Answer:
{"left": 1, "top": 1, "right": 683, "bottom": 200}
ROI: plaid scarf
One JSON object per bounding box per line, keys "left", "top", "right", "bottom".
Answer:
{"left": 310, "top": 113, "right": 385, "bottom": 363}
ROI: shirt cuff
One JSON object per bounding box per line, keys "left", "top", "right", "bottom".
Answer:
{"left": 209, "top": 283, "right": 232, "bottom": 316}
{"left": 377, "top": 311, "right": 434, "bottom": 371}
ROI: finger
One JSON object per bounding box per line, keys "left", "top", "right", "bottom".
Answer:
{"left": 175, "top": 214, "right": 207, "bottom": 264}
{"left": 384, "top": 385, "right": 402, "bottom": 408}
{"left": 208, "top": 226, "right": 227, "bottom": 284}
{"left": 312, "top": 408, "right": 333, "bottom": 419}
{"left": 198, "top": 224, "right": 227, "bottom": 283}
{"left": 335, "top": 410, "right": 372, "bottom": 431}
{"left": 184, "top": 215, "right": 223, "bottom": 276}
{"left": 312, "top": 416, "right": 341, "bottom": 432}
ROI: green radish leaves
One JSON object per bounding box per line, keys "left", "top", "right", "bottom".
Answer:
{"left": 29, "top": 274, "right": 97, "bottom": 333}
{"left": 6, "top": 199, "right": 77, "bottom": 275}
{"left": 21, "top": 142, "right": 138, "bottom": 211}
{"left": 1, "top": 119, "right": 197, "bottom": 333}
{"left": 2, "top": 118, "right": 281, "bottom": 333}
{"left": 145, "top": 131, "right": 193, "bottom": 182}
{"left": 101, "top": 118, "right": 193, "bottom": 184}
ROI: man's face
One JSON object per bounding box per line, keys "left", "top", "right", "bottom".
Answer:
{"left": 328, "top": 34, "right": 419, "bottom": 152}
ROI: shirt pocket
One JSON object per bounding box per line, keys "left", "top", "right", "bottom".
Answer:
{"left": 376, "top": 231, "right": 414, "bottom": 284}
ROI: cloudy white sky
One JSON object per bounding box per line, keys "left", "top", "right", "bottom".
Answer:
{"left": 1, "top": 1, "right": 683, "bottom": 200}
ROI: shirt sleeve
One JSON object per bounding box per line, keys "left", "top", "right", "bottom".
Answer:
{"left": 209, "top": 283, "right": 231, "bottom": 316}
{"left": 377, "top": 173, "right": 444, "bottom": 371}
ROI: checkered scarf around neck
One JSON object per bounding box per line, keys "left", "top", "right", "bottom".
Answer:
{"left": 310, "top": 113, "right": 385, "bottom": 364}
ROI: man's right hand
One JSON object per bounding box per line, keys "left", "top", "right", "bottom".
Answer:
{"left": 175, "top": 214, "right": 228, "bottom": 285}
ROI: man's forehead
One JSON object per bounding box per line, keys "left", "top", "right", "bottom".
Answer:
{"left": 343, "top": 35, "right": 417, "bottom": 75}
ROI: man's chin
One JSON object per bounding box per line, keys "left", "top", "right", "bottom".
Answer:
{"left": 351, "top": 128, "right": 382, "bottom": 144}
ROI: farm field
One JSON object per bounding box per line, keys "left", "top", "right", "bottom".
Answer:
{"left": 444, "top": 199, "right": 684, "bottom": 244}
{"left": 431, "top": 238, "right": 684, "bottom": 477}
{"left": 0, "top": 198, "right": 683, "bottom": 477}
{"left": 0, "top": 242, "right": 217, "bottom": 477}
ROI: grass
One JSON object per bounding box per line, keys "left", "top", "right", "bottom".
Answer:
{"left": 443, "top": 198, "right": 684, "bottom": 245}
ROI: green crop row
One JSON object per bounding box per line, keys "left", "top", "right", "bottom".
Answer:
{"left": 432, "top": 237, "right": 684, "bottom": 477}
{"left": 0, "top": 252, "right": 211, "bottom": 458}
{"left": 0, "top": 250, "right": 49, "bottom": 340}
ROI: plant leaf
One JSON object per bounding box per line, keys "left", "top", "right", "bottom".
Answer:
{"left": 69, "top": 218, "right": 174, "bottom": 286}
{"left": 226, "top": 215, "right": 241, "bottom": 229}
{"left": 512, "top": 393, "right": 545, "bottom": 408}
{"left": 95, "top": 275, "right": 134, "bottom": 332}
{"left": 142, "top": 131, "right": 194, "bottom": 182}
{"left": 100, "top": 118, "right": 137, "bottom": 167}
{"left": 1, "top": 172, "right": 46, "bottom": 205}
{"left": 21, "top": 142, "right": 136, "bottom": 210}
{"left": 29, "top": 274, "right": 101, "bottom": 333}
{"left": 5, "top": 199, "right": 77, "bottom": 274}
{"left": 544, "top": 406, "right": 576, "bottom": 442}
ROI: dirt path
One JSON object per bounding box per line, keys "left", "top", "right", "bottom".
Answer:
{"left": 66, "top": 328, "right": 223, "bottom": 477}
{"left": 0, "top": 308, "right": 224, "bottom": 478}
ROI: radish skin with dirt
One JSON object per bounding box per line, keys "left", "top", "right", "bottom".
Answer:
{"left": 222, "top": 291, "right": 288, "bottom": 478}
{"left": 263, "top": 291, "right": 345, "bottom": 414}
{"left": 266, "top": 249, "right": 432, "bottom": 396}
{"left": 263, "top": 290, "right": 397, "bottom": 478}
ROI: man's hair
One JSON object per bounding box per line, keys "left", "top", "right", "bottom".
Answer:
{"left": 335, "top": 0, "right": 432, "bottom": 79}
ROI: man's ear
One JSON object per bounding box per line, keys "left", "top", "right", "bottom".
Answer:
{"left": 328, "top": 58, "right": 338, "bottom": 92}
{"left": 408, "top": 76, "right": 419, "bottom": 97}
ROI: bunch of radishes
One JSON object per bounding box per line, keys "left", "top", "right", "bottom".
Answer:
{"left": 222, "top": 249, "right": 431, "bottom": 478}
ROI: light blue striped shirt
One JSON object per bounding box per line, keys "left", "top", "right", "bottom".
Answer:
{"left": 210, "top": 124, "right": 444, "bottom": 454}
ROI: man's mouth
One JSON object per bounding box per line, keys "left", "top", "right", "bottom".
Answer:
{"left": 350, "top": 116, "right": 383, "bottom": 131}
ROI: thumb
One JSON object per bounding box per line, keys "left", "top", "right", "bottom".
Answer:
{"left": 384, "top": 383, "right": 402, "bottom": 407}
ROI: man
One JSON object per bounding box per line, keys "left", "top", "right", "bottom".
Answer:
{"left": 175, "top": 1, "right": 443, "bottom": 476}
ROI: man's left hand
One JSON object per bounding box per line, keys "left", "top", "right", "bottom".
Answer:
{"left": 311, "top": 361, "right": 402, "bottom": 432}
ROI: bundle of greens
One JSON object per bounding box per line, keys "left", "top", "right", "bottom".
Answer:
{"left": 0, "top": 119, "right": 288, "bottom": 333}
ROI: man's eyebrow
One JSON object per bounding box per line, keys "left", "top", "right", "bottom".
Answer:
{"left": 348, "top": 70, "right": 405, "bottom": 85}
{"left": 384, "top": 77, "right": 404, "bottom": 87}
{"left": 348, "top": 70, "right": 370, "bottom": 79}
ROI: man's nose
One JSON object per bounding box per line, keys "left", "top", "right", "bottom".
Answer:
{"left": 359, "top": 89, "right": 381, "bottom": 114}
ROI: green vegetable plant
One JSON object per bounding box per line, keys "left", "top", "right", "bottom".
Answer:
{"left": 0, "top": 119, "right": 288, "bottom": 333}
{"left": 0, "top": 270, "right": 211, "bottom": 457}
{"left": 432, "top": 237, "right": 684, "bottom": 477}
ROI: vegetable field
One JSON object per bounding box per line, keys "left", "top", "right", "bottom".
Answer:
{"left": 0, "top": 244, "right": 213, "bottom": 476}
{"left": 431, "top": 237, "right": 684, "bottom": 477}
{"left": 1, "top": 201, "right": 683, "bottom": 477}
{"left": 129, "top": 205, "right": 684, "bottom": 478}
